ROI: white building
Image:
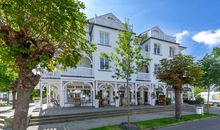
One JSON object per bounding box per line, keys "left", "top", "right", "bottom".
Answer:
{"left": 39, "top": 13, "right": 194, "bottom": 108}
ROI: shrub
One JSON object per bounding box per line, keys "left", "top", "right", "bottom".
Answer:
{"left": 195, "top": 96, "right": 204, "bottom": 105}
{"left": 166, "top": 97, "right": 172, "bottom": 105}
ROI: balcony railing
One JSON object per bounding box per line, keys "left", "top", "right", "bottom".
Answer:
{"left": 137, "top": 72, "right": 150, "bottom": 80}
{"left": 140, "top": 51, "right": 150, "bottom": 57}
{"left": 150, "top": 32, "right": 176, "bottom": 43}
{"left": 42, "top": 71, "right": 61, "bottom": 78}
{"left": 62, "top": 67, "right": 93, "bottom": 77}
{"left": 42, "top": 67, "right": 94, "bottom": 78}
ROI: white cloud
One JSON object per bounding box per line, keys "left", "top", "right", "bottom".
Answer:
{"left": 192, "top": 29, "right": 220, "bottom": 46}
{"left": 174, "top": 30, "right": 189, "bottom": 43}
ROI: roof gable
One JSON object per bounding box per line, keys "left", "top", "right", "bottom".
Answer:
{"left": 88, "top": 13, "right": 124, "bottom": 30}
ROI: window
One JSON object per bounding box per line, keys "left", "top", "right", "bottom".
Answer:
{"left": 169, "top": 47, "right": 175, "bottom": 57}
{"left": 140, "top": 66, "right": 149, "bottom": 73}
{"left": 154, "top": 44, "right": 160, "bottom": 55}
{"left": 154, "top": 64, "right": 160, "bottom": 74}
{"left": 100, "top": 58, "right": 109, "bottom": 70}
{"left": 100, "top": 31, "right": 109, "bottom": 45}
{"left": 145, "top": 44, "right": 149, "bottom": 52}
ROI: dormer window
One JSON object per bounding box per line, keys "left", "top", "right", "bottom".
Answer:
{"left": 107, "top": 16, "right": 115, "bottom": 21}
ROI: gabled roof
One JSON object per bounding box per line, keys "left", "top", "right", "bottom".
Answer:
{"left": 88, "top": 13, "right": 125, "bottom": 30}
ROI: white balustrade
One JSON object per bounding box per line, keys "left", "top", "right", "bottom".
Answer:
{"left": 137, "top": 72, "right": 150, "bottom": 80}
{"left": 61, "top": 67, "right": 93, "bottom": 77}
{"left": 140, "top": 51, "right": 150, "bottom": 57}
{"left": 42, "top": 71, "right": 60, "bottom": 77}
{"left": 150, "top": 33, "right": 176, "bottom": 43}
{"left": 42, "top": 67, "right": 94, "bottom": 77}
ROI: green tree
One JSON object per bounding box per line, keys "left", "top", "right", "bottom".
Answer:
{"left": 0, "top": 46, "right": 18, "bottom": 107}
{"left": 158, "top": 54, "right": 204, "bottom": 119}
{"left": 0, "top": 1, "right": 95, "bottom": 130}
{"left": 199, "top": 47, "right": 220, "bottom": 112}
{"left": 194, "top": 86, "right": 205, "bottom": 96}
{"left": 101, "top": 22, "right": 150, "bottom": 126}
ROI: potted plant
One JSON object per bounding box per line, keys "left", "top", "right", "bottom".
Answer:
{"left": 166, "top": 97, "right": 172, "bottom": 105}
{"left": 120, "top": 97, "right": 127, "bottom": 106}
{"left": 114, "top": 96, "right": 120, "bottom": 107}
{"left": 195, "top": 96, "right": 204, "bottom": 114}
{"left": 102, "top": 98, "right": 108, "bottom": 107}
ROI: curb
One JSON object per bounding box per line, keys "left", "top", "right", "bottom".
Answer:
{"left": 144, "top": 115, "right": 220, "bottom": 130}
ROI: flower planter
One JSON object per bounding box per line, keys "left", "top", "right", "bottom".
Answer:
{"left": 121, "top": 98, "right": 127, "bottom": 106}
{"left": 196, "top": 106, "right": 204, "bottom": 115}
{"left": 102, "top": 99, "right": 108, "bottom": 107}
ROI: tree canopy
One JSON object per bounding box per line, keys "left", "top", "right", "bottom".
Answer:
{"left": 101, "top": 23, "right": 150, "bottom": 81}
{"left": 0, "top": 1, "right": 95, "bottom": 130}
{"left": 158, "top": 54, "right": 204, "bottom": 88}
{"left": 0, "top": 0, "right": 96, "bottom": 71}
{"left": 199, "top": 47, "right": 220, "bottom": 88}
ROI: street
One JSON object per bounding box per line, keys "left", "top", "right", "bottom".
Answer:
{"left": 158, "top": 116, "right": 220, "bottom": 130}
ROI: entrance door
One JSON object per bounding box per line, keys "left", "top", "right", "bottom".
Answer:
{"left": 144, "top": 92, "right": 148, "bottom": 104}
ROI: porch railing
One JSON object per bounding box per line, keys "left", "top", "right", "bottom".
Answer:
{"left": 137, "top": 72, "right": 150, "bottom": 80}
{"left": 42, "top": 67, "right": 94, "bottom": 78}
{"left": 61, "top": 67, "right": 93, "bottom": 77}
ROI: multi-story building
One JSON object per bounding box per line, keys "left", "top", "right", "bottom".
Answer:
{"left": 39, "top": 13, "right": 194, "bottom": 108}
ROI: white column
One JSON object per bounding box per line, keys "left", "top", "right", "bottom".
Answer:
{"left": 110, "top": 87, "right": 114, "bottom": 102}
{"left": 39, "top": 81, "right": 43, "bottom": 108}
{"left": 148, "top": 90, "right": 152, "bottom": 105}
{"left": 46, "top": 84, "right": 49, "bottom": 107}
{"left": 48, "top": 84, "right": 51, "bottom": 106}
{"left": 135, "top": 84, "right": 138, "bottom": 105}
{"left": 95, "top": 81, "right": 98, "bottom": 95}
{"left": 59, "top": 79, "right": 64, "bottom": 107}
{"left": 90, "top": 85, "right": 93, "bottom": 103}
{"left": 131, "top": 83, "right": 135, "bottom": 105}
{"left": 163, "top": 87, "right": 166, "bottom": 96}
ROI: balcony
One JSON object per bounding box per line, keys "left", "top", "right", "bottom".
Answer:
{"left": 149, "top": 32, "right": 176, "bottom": 43}
{"left": 42, "top": 67, "right": 94, "bottom": 78}
{"left": 140, "top": 51, "right": 150, "bottom": 57}
{"left": 136, "top": 72, "right": 150, "bottom": 80}
{"left": 62, "top": 67, "right": 94, "bottom": 77}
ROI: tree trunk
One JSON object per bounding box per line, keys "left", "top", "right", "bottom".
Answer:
{"left": 12, "top": 87, "right": 32, "bottom": 130}
{"left": 12, "top": 86, "right": 33, "bottom": 130}
{"left": 12, "top": 90, "right": 16, "bottom": 109}
{"left": 174, "top": 88, "right": 182, "bottom": 119}
{"left": 126, "top": 79, "right": 130, "bottom": 126}
{"left": 12, "top": 70, "right": 40, "bottom": 130}
{"left": 7, "top": 91, "right": 10, "bottom": 105}
{"left": 207, "top": 86, "right": 210, "bottom": 113}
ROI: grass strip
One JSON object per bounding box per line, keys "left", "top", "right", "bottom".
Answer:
{"left": 90, "top": 113, "right": 218, "bottom": 130}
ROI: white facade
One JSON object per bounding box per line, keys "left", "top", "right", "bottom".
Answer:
{"left": 39, "top": 13, "right": 194, "bottom": 108}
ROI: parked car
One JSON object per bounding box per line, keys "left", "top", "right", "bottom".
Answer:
{"left": 197, "top": 92, "right": 220, "bottom": 106}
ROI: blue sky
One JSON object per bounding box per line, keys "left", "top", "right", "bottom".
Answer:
{"left": 81, "top": 0, "right": 220, "bottom": 60}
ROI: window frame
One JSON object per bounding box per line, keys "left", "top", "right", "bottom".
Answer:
{"left": 100, "top": 31, "right": 110, "bottom": 45}
{"left": 154, "top": 43, "right": 161, "bottom": 55}
{"left": 169, "top": 47, "right": 176, "bottom": 57}
{"left": 100, "top": 57, "right": 110, "bottom": 70}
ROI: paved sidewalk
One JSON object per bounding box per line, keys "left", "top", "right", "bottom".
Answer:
{"left": 39, "top": 104, "right": 193, "bottom": 116}
{"left": 25, "top": 111, "right": 194, "bottom": 130}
